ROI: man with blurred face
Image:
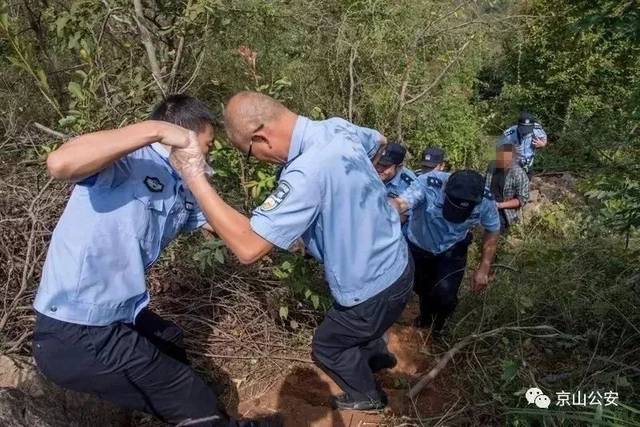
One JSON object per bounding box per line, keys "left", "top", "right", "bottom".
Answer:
{"left": 485, "top": 143, "right": 529, "bottom": 232}
{"left": 171, "top": 91, "right": 414, "bottom": 412}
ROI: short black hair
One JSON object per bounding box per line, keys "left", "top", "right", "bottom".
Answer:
{"left": 149, "top": 94, "right": 216, "bottom": 132}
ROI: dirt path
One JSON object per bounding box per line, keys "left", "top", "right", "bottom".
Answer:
{"left": 237, "top": 301, "right": 455, "bottom": 426}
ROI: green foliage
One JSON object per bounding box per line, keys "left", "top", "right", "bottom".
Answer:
{"left": 273, "top": 256, "right": 329, "bottom": 312}
{"left": 587, "top": 176, "right": 640, "bottom": 244}
{"left": 476, "top": 0, "right": 640, "bottom": 241}
{"left": 193, "top": 238, "right": 227, "bottom": 272}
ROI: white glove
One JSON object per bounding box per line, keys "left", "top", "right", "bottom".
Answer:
{"left": 169, "top": 131, "right": 213, "bottom": 179}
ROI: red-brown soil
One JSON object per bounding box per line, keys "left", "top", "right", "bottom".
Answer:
{"left": 237, "top": 301, "right": 455, "bottom": 426}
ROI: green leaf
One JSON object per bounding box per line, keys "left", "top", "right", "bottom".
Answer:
{"left": 213, "top": 249, "right": 224, "bottom": 264}
{"left": 279, "top": 306, "right": 288, "bottom": 319}
{"left": 500, "top": 359, "right": 520, "bottom": 383}
{"left": 1, "top": 13, "right": 9, "bottom": 29}
{"left": 55, "top": 16, "right": 70, "bottom": 37}
{"left": 68, "top": 81, "right": 84, "bottom": 100}
{"left": 36, "top": 69, "right": 49, "bottom": 90}
{"left": 58, "top": 115, "right": 77, "bottom": 127}
{"left": 310, "top": 294, "right": 320, "bottom": 309}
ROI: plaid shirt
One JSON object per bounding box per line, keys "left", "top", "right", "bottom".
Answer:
{"left": 485, "top": 162, "right": 529, "bottom": 226}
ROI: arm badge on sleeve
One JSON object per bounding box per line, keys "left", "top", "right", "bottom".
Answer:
{"left": 260, "top": 181, "right": 292, "bottom": 212}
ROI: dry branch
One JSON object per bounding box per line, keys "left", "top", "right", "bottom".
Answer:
{"left": 407, "top": 325, "right": 558, "bottom": 399}
{"left": 33, "top": 122, "right": 68, "bottom": 139}
{"left": 405, "top": 38, "right": 473, "bottom": 106}
{"left": 132, "top": 0, "right": 166, "bottom": 95}
{"left": 348, "top": 45, "right": 357, "bottom": 122}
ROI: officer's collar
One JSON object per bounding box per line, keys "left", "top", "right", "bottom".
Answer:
{"left": 387, "top": 167, "right": 404, "bottom": 187}
{"left": 287, "top": 115, "right": 311, "bottom": 163}
{"left": 151, "top": 142, "right": 170, "bottom": 159}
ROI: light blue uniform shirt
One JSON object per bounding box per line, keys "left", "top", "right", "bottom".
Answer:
{"left": 385, "top": 166, "right": 417, "bottom": 236}
{"left": 385, "top": 166, "right": 417, "bottom": 199}
{"left": 499, "top": 124, "right": 547, "bottom": 172}
{"left": 250, "top": 117, "right": 409, "bottom": 307}
{"left": 34, "top": 143, "right": 206, "bottom": 326}
{"left": 400, "top": 171, "right": 500, "bottom": 254}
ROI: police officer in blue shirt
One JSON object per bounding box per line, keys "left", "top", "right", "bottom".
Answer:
{"left": 391, "top": 170, "right": 500, "bottom": 336}
{"left": 32, "top": 95, "right": 278, "bottom": 427}
{"left": 419, "top": 147, "right": 447, "bottom": 174}
{"left": 375, "top": 143, "right": 417, "bottom": 198}
{"left": 171, "top": 91, "right": 414, "bottom": 412}
{"left": 499, "top": 111, "right": 548, "bottom": 177}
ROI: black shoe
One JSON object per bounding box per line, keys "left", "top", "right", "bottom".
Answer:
{"left": 331, "top": 393, "right": 387, "bottom": 411}
{"left": 369, "top": 351, "right": 398, "bottom": 372}
{"left": 237, "top": 414, "right": 284, "bottom": 427}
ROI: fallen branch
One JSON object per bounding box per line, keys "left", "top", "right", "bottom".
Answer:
{"left": 407, "top": 325, "right": 558, "bottom": 399}
{"left": 33, "top": 122, "right": 68, "bottom": 139}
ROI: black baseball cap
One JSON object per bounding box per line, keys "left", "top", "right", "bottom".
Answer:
{"left": 422, "top": 147, "right": 445, "bottom": 168}
{"left": 378, "top": 143, "right": 406, "bottom": 166}
{"left": 442, "top": 170, "right": 485, "bottom": 223}
{"left": 517, "top": 112, "right": 536, "bottom": 136}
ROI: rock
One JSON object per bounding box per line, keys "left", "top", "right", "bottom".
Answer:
{"left": 528, "top": 189, "right": 541, "bottom": 203}
{"left": 0, "top": 356, "right": 43, "bottom": 397}
{"left": 0, "top": 356, "right": 131, "bottom": 427}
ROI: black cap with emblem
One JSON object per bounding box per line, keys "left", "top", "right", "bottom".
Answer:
{"left": 421, "top": 147, "right": 445, "bottom": 169}
{"left": 378, "top": 143, "right": 407, "bottom": 166}
{"left": 517, "top": 111, "right": 536, "bottom": 137}
{"left": 442, "top": 170, "right": 485, "bottom": 223}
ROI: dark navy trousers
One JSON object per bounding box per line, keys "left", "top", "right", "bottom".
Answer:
{"left": 33, "top": 309, "right": 232, "bottom": 427}
{"left": 410, "top": 233, "right": 472, "bottom": 332}
{"left": 311, "top": 258, "right": 414, "bottom": 401}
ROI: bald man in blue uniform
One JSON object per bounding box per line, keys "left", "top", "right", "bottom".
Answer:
{"left": 170, "top": 91, "right": 414, "bottom": 412}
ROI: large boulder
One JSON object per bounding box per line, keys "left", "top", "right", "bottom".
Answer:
{"left": 0, "top": 355, "right": 131, "bottom": 427}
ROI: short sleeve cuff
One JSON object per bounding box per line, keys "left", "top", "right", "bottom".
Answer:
{"left": 250, "top": 216, "right": 297, "bottom": 250}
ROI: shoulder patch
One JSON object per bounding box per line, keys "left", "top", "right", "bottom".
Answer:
{"left": 533, "top": 123, "right": 543, "bottom": 129}
{"left": 483, "top": 188, "right": 494, "bottom": 200}
{"left": 400, "top": 172, "right": 415, "bottom": 186}
{"left": 426, "top": 175, "right": 443, "bottom": 189}
{"left": 503, "top": 127, "right": 516, "bottom": 136}
{"left": 144, "top": 176, "right": 164, "bottom": 193}
{"left": 259, "top": 180, "right": 292, "bottom": 212}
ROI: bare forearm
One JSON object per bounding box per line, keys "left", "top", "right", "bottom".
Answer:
{"left": 478, "top": 232, "right": 499, "bottom": 272}
{"left": 497, "top": 198, "right": 520, "bottom": 209}
{"left": 187, "top": 175, "right": 273, "bottom": 264}
{"left": 46, "top": 121, "right": 166, "bottom": 181}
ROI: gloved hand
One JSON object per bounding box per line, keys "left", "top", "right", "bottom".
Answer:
{"left": 169, "top": 130, "right": 213, "bottom": 179}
